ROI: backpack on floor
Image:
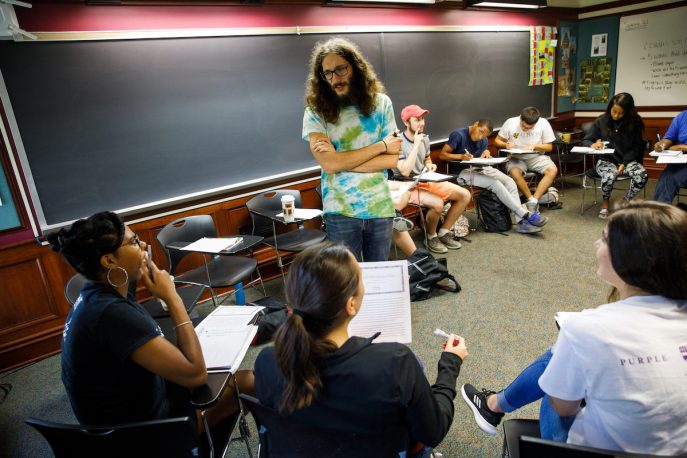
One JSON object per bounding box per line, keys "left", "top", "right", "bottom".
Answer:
{"left": 407, "top": 249, "right": 461, "bottom": 302}
{"left": 250, "top": 296, "right": 288, "bottom": 345}
{"left": 475, "top": 189, "right": 512, "bottom": 233}
{"left": 537, "top": 187, "right": 562, "bottom": 209}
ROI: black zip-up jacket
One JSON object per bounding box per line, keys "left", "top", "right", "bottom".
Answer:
{"left": 581, "top": 115, "right": 645, "bottom": 166}
{"left": 254, "top": 333, "right": 463, "bottom": 449}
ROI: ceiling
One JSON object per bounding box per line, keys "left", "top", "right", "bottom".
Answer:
{"left": 546, "top": 0, "right": 619, "bottom": 6}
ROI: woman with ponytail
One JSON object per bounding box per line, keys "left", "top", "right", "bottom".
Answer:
{"left": 49, "top": 211, "right": 251, "bottom": 447}
{"left": 254, "top": 241, "right": 468, "bottom": 456}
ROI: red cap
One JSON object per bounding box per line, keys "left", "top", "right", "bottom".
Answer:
{"left": 401, "top": 105, "right": 430, "bottom": 123}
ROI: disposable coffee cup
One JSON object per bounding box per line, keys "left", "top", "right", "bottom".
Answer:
{"left": 281, "top": 195, "right": 295, "bottom": 222}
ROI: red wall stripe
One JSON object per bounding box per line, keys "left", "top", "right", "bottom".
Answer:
{"left": 15, "top": 4, "right": 562, "bottom": 32}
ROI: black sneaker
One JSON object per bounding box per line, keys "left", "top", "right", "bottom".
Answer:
{"left": 461, "top": 384, "right": 504, "bottom": 436}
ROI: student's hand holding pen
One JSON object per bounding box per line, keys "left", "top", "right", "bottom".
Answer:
{"left": 506, "top": 140, "right": 515, "bottom": 149}
{"left": 592, "top": 140, "right": 605, "bottom": 150}
{"left": 462, "top": 149, "right": 474, "bottom": 161}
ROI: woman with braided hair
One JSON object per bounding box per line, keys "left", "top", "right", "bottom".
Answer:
{"left": 48, "top": 211, "right": 252, "bottom": 448}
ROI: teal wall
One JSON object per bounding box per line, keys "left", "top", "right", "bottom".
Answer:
{"left": 555, "top": 15, "right": 620, "bottom": 113}
{"left": 574, "top": 15, "right": 620, "bottom": 111}
{"left": 0, "top": 163, "right": 21, "bottom": 230}
{"left": 556, "top": 20, "right": 578, "bottom": 113}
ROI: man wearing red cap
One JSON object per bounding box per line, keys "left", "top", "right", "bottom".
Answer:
{"left": 394, "top": 105, "right": 471, "bottom": 254}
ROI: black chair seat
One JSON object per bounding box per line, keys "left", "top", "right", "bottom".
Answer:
{"left": 239, "top": 394, "right": 408, "bottom": 458}
{"left": 142, "top": 284, "right": 205, "bottom": 318}
{"left": 501, "top": 419, "right": 671, "bottom": 458}
{"left": 585, "top": 169, "right": 630, "bottom": 181}
{"left": 263, "top": 227, "right": 327, "bottom": 252}
{"left": 174, "top": 256, "right": 258, "bottom": 289}
{"left": 25, "top": 416, "right": 201, "bottom": 458}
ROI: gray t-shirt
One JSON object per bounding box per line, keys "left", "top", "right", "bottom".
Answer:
{"left": 395, "top": 133, "right": 431, "bottom": 176}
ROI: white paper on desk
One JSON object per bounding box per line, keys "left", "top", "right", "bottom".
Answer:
{"left": 500, "top": 148, "right": 535, "bottom": 154}
{"left": 570, "top": 146, "right": 615, "bottom": 154}
{"left": 349, "top": 260, "right": 411, "bottom": 344}
{"left": 657, "top": 155, "right": 687, "bottom": 164}
{"left": 195, "top": 305, "right": 263, "bottom": 371}
{"left": 649, "top": 150, "right": 682, "bottom": 157}
{"left": 412, "top": 171, "right": 452, "bottom": 182}
{"left": 461, "top": 157, "right": 508, "bottom": 165}
{"left": 181, "top": 237, "right": 242, "bottom": 253}
{"left": 276, "top": 208, "right": 323, "bottom": 219}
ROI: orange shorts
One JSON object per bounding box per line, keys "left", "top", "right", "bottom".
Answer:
{"left": 408, "top": 181, "right": 455, "bottom": 205}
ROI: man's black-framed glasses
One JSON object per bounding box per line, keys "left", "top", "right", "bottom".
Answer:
{"left": 322, "top": 64, "right": 350, "bottom": 81}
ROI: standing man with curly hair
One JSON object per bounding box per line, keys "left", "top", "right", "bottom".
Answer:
{"left": 303, "top": 37, "right": 402, "bottom": 261}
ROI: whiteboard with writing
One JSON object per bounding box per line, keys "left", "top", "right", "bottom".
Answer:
{"left": 616, "top": 6, "right": 687, "bottom": 106}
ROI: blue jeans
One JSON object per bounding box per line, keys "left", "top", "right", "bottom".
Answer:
{"left": 495, "top": 349, "right": 576, "bottom": 442}
{"left": 325, "top": 214, "right": 393, "bottom": 262}
{"left": 653, "top": 164, "right": 687, "bottom": 204}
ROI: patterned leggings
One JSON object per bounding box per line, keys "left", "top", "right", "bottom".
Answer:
{"left": 595, "top": 159, "right": 647, "bottom": 200}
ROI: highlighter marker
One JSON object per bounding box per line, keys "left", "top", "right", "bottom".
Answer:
{"left": 434, "top": 328, "right": 451, "bottom": 339}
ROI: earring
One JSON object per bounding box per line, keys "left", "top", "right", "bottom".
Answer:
{"left": 107, "top": 266, "right": 129, "bottom": 288}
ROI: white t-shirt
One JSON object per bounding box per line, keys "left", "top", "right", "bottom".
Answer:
{"left": 538, "top": 296, "right": 687, "bottom": 455}
{"left": 498, "top": 116, "right": 555, "bottom": 160}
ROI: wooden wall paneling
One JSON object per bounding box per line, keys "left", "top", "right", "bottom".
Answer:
{"left": 0, "top": 241, "right": 71, "bottom": 371}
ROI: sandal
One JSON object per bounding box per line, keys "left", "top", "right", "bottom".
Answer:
{"left": 598, "top": 208, "right": 609, "bottom": 219}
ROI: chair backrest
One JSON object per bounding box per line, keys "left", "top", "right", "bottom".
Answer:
{"left": 519, "top": 436, "right": 661, "bottom": 458}
{"left": 239, "top": 394, "right": 407, "bottom": 458}
{"left": 581, "top": 121, "right": 594, "bottom": 137}
{"left": 156, "top": 215, "right": 218, "bottom": 275}
{"left": 245, "top": 190, "right": 303, "bottom": 238}
{"left": 25, "top": 416, "right": 201, "bottom": 458}
{"left": 64, "top": 273, "right": 88, "bottom": 306}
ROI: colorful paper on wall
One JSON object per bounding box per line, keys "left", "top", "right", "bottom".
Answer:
{"left": 529, "top": 26, "right": 557, "bottom": 86}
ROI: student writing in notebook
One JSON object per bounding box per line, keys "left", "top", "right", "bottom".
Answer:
{"left": 581, "top": 93, "right": 647, "bottom": 219}
{"left": 440, "top": 118, "right": 548, "bottom": 234}
{"left": 653, "top": 109, "right": 687, "bottom": 204}
{"left": 254, "top": 241, "right": 468, "bottom": 457}
{"left": 48, "top": 211, "right": 254, "bottom": 450}
{"left": 460, "top": 201, "right": 687, "bottom": 455}
{"left": 494, "top": 106, "right": 558, "bottom": 214}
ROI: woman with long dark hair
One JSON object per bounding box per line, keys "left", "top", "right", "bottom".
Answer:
{"left": 582, "top": 92, "right": 648, "bottom": 218}
{"left": 254, "top": 241, "right": 468, "bottom": 456}
{"left": 461, "top": 201, "right": 687, "bottom": 455}
{"left": 48, "top": 211, "right": 251, "bottom": 447}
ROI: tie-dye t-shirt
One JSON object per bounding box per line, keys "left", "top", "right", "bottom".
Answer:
{"left": 302, "top": 93, "right": 396, "bottom": 219}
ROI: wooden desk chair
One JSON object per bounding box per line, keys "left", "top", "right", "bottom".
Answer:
{"left": 239, "top": 394, "right": 409, "bottom": 458}
{"left": 25, "top": 416, "right": 201, "bottom": 458}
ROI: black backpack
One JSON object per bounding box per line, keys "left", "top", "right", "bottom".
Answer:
{"left": 407, "top": 249, "right": 461, "bottom": 301}
{"left": 475, "top": 189, "right": 512, "bottom": 233}
{"left": 250, "top": 296, "right": 289, "bottom": 345}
